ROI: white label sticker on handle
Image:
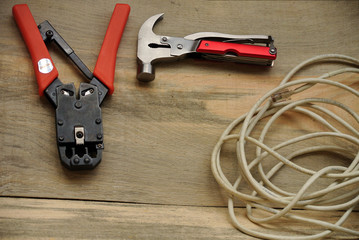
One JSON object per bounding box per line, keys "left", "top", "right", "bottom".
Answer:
{"left": 38, "top": 58, "right": 53, "bottom": 74}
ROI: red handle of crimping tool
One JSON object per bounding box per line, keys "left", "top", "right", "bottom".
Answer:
{"left": 93, "top": 4, "right": 130, "bottom": 95}
{"left": 196, "top": 40, "right": 277, "bottom": 60}
{"left": 12, "top": 4, "right": 59, "bottom": 96}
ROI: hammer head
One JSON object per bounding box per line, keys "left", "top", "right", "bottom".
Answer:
{"left": 137, "top": 13, "right": 172, "bottom": 82}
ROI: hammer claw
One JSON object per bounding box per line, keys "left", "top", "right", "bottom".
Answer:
{"left": 137, "top": 13, "right": 172, "bottom": 81}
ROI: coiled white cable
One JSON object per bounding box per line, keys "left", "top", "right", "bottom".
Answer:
{"left": 211, "top": 54, "right": 359, "bottom": 239}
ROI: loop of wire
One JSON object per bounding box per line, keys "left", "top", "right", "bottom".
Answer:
{"left": 211, "top": 54, "right": 359, "bottom": 239}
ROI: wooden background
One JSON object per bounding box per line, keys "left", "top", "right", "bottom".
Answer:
{"left": 1, "top": 0, "right": 358, "bottom": 239}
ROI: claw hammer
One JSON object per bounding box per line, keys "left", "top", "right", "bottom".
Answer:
{"left": 137, "top": 13, "right": 277, "bottom": 82}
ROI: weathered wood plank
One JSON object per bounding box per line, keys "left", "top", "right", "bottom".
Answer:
{"left": 1, "top": 0, "right": 359, "bottom": 207}
{"left": 1, "top": 197, "right": 358, "bottom": 240}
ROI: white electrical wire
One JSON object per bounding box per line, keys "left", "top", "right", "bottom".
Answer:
{"left": 211, "top": 54, "right": 359, "bottom": 239}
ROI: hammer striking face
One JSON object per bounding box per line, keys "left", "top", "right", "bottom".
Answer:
{"left": 136, "top": 13, "right": 277, "bottom": 82}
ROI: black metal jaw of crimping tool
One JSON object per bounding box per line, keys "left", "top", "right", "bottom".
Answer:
{"left": 41, "top": 21, "right": 107, "bottom": 169}
{"left": 13, "top": 4, "right": 130, "bottom": 170}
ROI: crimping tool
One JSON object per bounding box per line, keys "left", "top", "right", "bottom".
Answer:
{"left": 12, "top": 4, "right": 130, "bottom": 170}
{"left": 137, "top": 13, "right": 277, "bottom": 82}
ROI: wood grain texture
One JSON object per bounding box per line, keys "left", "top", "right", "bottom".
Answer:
{"left": 1, "top": 197, "right": 358, "bottom": 240}
{"left": 0, "top": 1, "right": 359, "bottom": 237}
{"left": 1, "top": 0, "right": 358, "bottom": 206}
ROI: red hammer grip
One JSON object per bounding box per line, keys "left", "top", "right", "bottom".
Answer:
{"left": 197, "top": 40, "right": 277, "bottom": 60}
{"left": 93, "top": 4, "right": 130, "bottom": 95}
{"left": 13, "top": 4, "right": 58, "bottom": 96}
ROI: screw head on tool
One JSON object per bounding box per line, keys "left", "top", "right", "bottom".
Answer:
{"left": 95, "top": 118, "right": 101, "bottom": 124}
{"left": 73, "top": 158, "right": 80, "bottom": 164}
{"left": 46, "top": 30, "right": 53, "bottom": 38}
{"left": 76, "top": 131, "right": 84, "bottom": 139}
{"left": 97, "top": 133, "right": 102, "bottom": 140}
{"left": 75, "top": 101, "right": 82, "bottom": 109}
{"left": 177, "top": 44, "right": 183, "bottom": 50}
{"left": 84, "top": 158, "right": 90, "bottom": 164}
{"left": 162, "top": 36, "right": 167, "bottom": 42}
